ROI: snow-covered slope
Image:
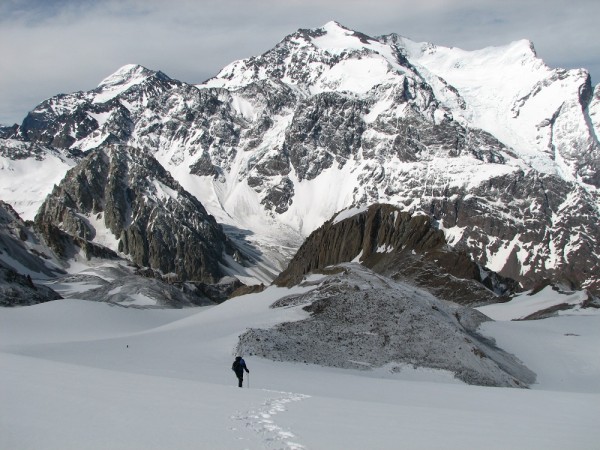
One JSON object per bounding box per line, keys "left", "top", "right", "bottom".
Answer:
{"left": 398, "top": 37, "right": 599, "bottom": 183}
{"left": 478, "top": 285, "right": 592, "bottom": 321}
{"left": 1, "top": 274, "right": 599, "bottom": 448}
{"left": 0, "top": 141, "right": 77, "bottom": 220}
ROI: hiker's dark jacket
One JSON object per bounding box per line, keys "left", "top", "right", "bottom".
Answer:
{"left": 232, "top": 357, "right": 249, "bottom": 376}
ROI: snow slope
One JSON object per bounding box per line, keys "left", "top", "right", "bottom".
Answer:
{"left": 399, "top": 36, "right": 597, "bottom": 182}
{"left": 477, "top": 286, "right": 590, "bottom": 321}
{"left": 1, "top": 281, "right": 598, "bottom": 449}
{"left": 0, "top": 145, "right": 75, "bottom": 220}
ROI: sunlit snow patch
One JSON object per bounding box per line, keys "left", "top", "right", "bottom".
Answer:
{"left": 332, "top": 206, "right": 369, "bottom": 224}
{"left": 477, "top": 286, "right": 590, "bottom": 321}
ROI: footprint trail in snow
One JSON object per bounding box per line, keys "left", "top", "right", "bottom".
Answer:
{"left": 231, "top": 390, "right": 310, "bottom": 449}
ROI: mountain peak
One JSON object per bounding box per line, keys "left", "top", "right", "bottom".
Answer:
{"left": 320, "top": 20, "right": 351, "bottom": 32}
{"left": 5, "top": 22, "right": 600, "bottom": 297}
{"left": 97, "top": 64, "right": 156, "bottom": 88}
{"left": 509, "top": 38, "right": 536, "bottom": 56}
{"left": 311, "top": 21, "right": 378, "bottom": 50}
{"left": 93, "top": 64, "right": 175, "bottom": 105}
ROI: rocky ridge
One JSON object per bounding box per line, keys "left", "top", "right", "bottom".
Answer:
{"left": 0, "top": 201, "right": 63, "bottom": 305}
{"left": 34, "top": 145, "right": 239, "bottom": 284}
{"left": 1, "top": 190, "right": 231, "bottom": 307}
{"left": 275, "top": 203, "right": 517, "bottom": 305}
{"left": 0, "top": 261, "right": 62, "bottom": 307}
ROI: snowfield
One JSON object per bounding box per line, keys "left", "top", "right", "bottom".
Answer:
{"left": 1, "top": 279, "right": 599, "bottom": 449}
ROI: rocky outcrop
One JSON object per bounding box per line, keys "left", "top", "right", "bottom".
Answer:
{"left": 0, "top": 124, "right": 18, "bottom": 139}
{"left": 275, "top": 204, "right": 517, "bottom": 305}
{"left": 590, "top": 84, "right": 600, "bottom": 140}
{"left": 284, "top": 93, "right": 366, "bottom": 181}
{"left": 0, "top": 261, "right": 62, "bottom": 306}
{"left": 428, "top": 171, "right": 600, "bottom": 293}
{"left": 35, "top": 145, "right": 238, "bottom": 283}
{"left": 240, "top": 265, "right": 536, "bottom": 387}
{"left": 0, "top": 201, "right": 64, "bottom": 276}
{"left": 0, "top": 201, "right": 64, "bottom": 306}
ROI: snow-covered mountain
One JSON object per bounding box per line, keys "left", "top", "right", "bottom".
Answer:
{"left": 1, "top": 23, "right": 600, "bottom": 446}
{"left": 1, "top": 21, "right": 599, "bottom": 295}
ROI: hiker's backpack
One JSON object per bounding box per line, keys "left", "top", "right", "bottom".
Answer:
{"left": 232, "top": 360, "right": 241, "bottom": 372}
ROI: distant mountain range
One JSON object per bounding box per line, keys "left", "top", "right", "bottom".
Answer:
{"left": 1, "top": 21, "right": 599, "bottom": 306}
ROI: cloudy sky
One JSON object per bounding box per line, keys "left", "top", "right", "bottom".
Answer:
{"left": 1, "top": 0, "right": 598, "bottom": 125}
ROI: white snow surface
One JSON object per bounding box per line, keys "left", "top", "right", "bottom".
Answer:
{"left": 400, "top": 37, "right": 593, "bottom": 179}
{"left": 84, "top": 212, "right": 121, "bottom": 253}
{"left": 0, "top": 148, "right": 74, "bottom": 220}
{"left": 332, "top": 205, "right": 369, "bottom": 224}
{"left": 477, "top": 286, "right": 590, "bottom": 321}
{"left": 1, "top": 280, "right": 598, "bottom": 449}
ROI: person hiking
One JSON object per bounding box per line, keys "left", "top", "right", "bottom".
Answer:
{"left": 232, "top": 356, "right": 249, "bottom": 388}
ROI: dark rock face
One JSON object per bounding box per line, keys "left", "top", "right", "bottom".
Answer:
{"left": 0, "top": 262, "right": 62, "bottom": 306}
{"left": 0, "top": 201, "right": 63, "bottom": 306}
{"left": 34, "top": 145, "right": 237, "bottom": 283}
{"left": 0, "top": 124, "right": 18, "bottom": 139}
{"left": 285, "top": 93, "right": 366, "bottom": 180}
{"left": 261, "top": 177, "right": 294, "bottom": 213}
{"left": 427, "top": 171, "right": 600, "bottom": 294}
{"left": 275, "top": 204, "right": 517, "bottom": 305}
